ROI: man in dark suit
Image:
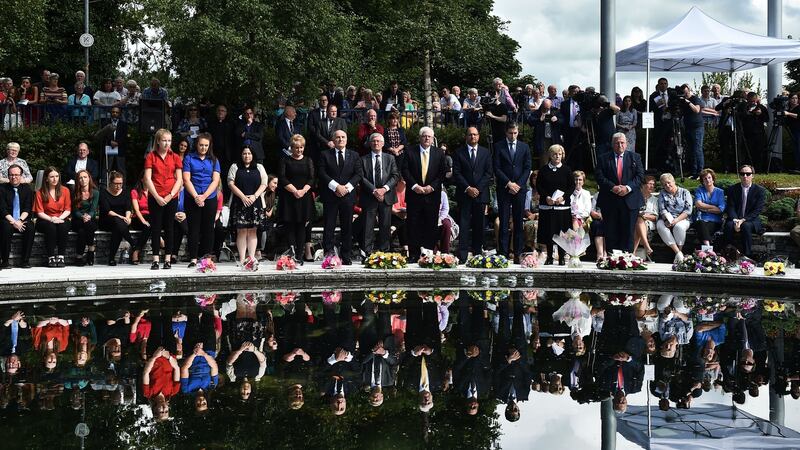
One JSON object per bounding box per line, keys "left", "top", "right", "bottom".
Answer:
{"left": 96, "top": 106, "right": 129, "bottom": 183}
{"left": 560, "top": 85, "right": 582, "bottom": 158}
{"left": 494, "top": 122, "right": 531, "bottom": 261}
{"left": 63, "top": 141, "right": 100, "bottom": 185}
{"left": 235, "top": 106, "right": 265, "bottom": 164}
{"left": 276, "top": 105, "right": 299, "bottom": 159}
{"left": 0, "top": 164, "right": 34, "bottom": 268}
{"left": 401, "top": 127, "right": 447, "bottom": 261}
{"left": 531, "top": 99, "right": 563, "bottom": 156}
{"left": 359, "top": 133, "right": 400, "bottom": 254}
{"left": 400, "top": 295, "right": 445, "bottom": 412}
{"left": 319, "top": 297, "right": 359, "bottom": 415}
{"left": 454, "top": 296, "right": 492, "bottom": 416}
{"left": 724, "top": 165, "right": 765, "bottom": 257}
{"left": 648, "top": 77, "right": 674, "bottom": 172}
{"left": 380, "top": 80, "right": 404, "bottom": 115}
{"left": 325, "top": 81, "right": 345, "bottom": 110}
{"left": 492, "top": 297, "right": 531, "bottom": 422}
{"left": 317, "top": 130, "right": 362, "bottom": 264}
{"left": 595, "top": 132, "right": 645, "bottom": 252}
{"left": 596, "top": 304, "right": 646, "bottom": 413}
{"left": 358, "top": 303, "right": 397, "bottom": 407}
{"left": 207, "top": 104, "right": 237, "bottom": 184}
{"left": 452, "top": 127, "right": 493, "bottom": 261}
{"left": 306, "top": 94, "right": 330, "bottom": 162}
{"left": 313, "top": 105, "right": 348, "bottom": 159}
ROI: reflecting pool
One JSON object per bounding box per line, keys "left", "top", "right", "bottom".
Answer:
{"left": 0, "top": 289, "right": 799, "bottom": 449}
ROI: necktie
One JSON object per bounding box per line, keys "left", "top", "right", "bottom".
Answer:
{"left": 12, "top": 187, "right": 20, "bottom": 221}
{"left": 374, "top": 154, "right": 382, "bottom": 183}
{"left": 420, "top": 355, "right": 430, "bottom": 391}
{"left": 421, "top": 149, "right": 429, "bottom": 184}
{"left": 322, "top": 111, "right": 326, "bottom": 120}
{"left": 288, "top": 121, "right": 294, "bottom": 135}
{"left": 337, "top": 150, "right": 344, "bottom": 171}
{"left": 10, "top": 320, "right": 18, "bottom": 354}
{"left": 372, "top": 359, "right": 382, "bottom": 387}
{"left": 616, "top": 154, "right": 624, "bottom": 184}
{"left": 327, "top": 120, "right": 332, "bottom": 132}
{"left": 509, "top": 141, "right": 516, "bottom": 159}
{"left": 471, "top": 147, "right": 476, "bottom": 164}
{"left": 509, "top": 385, "right": 516, "bottom": 402}
{"left": 617, "top": 365, "right": 624, "bottom": 392}
{"left": 741, "top": 187, "right": 747, "bottom": 218}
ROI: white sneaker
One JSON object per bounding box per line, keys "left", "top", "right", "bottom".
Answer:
{"left": 673, "top": 252, "right": 684, "bottom": 264}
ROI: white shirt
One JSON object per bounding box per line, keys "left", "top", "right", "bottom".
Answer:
{"left": 327, "top": 148, "right": 355, "bottom": 193}
{"left": 571, "top": 188, "right": 592, "bottom": 219}
{"left": 371, "top": 152, "right": 391, "bottom": 191}
{"left": 411, "top": 146, "right": 431, "bottom": 191}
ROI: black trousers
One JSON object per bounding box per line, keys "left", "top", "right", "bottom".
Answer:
{"left": 497, "top": 192, "right": 525, "bottom": 258}
{"left": 362, "top": 203, "right": 393, "bottom": 254}
{"left": 100, "top": 217, "right": 134, "bottom": 262}
{"left": 147, "top": 197, "right": 177, "bottom": 257}
{"left": 603, "top": 204, "right": 638, "bottom": 253}
{"left": 36, "top": 219, "right": 70, "bottom": 257}
{"left": 185, "top": 199, "right": 217, "bottom": 259}
{"left": 406, "top": 198, "right": 439, "bottom": 260}
{"left": 284, "top": 221, "right": 307, "bottom": 257}
{"left": 72, "top": 217, "right": 98, "bottom": 252}
{"left": 0, "top": 219, "right": 34, "bottom": 265}
{"left": 172, "top": 218, "right": 188, "bottom": 257}
{"left": 131, "top": 216, "right": 151, "bottom": 251}
{"left": 322, "top": 197, "right": 355, "bottom": 259}
{"left": 458, "top": 200, "right": 487, "bottom": 261}
{"left": 693, "top": 220, "right": 721, "bottom": 247}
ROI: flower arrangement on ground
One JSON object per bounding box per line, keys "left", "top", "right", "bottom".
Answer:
{"left": 242, "top": 256, "right": 259, "bottom": 272}
{"left": 365, "top": 290, "right": 406, "bottom": 304}
{"left": 602, "top": 293, "right": 647, "bottom": 306}
{"left": 764, "top": 300, "right": 786, "bottom": 313}
{"left": 321, "top": 290, "right": 342, "bottom": 304}
{"left": 275, "top": 291, "right": 298, "bottom": 305}
{"left": 763, "top": 301, "right": 799, "bottom": 337}
{"left": 321, "top": 254, "right": 342, "bottom": 270}
{"left": 467, "top": 290, "right": 510, "bottom": 302}
{"left": 417, "top": 251, "right": 459, "bottom": 270}
{"left": 596, "top": 252, "right": 647, "bottom": 271}
{"left": 764, "top": 261, "right": 786, "bottom": 276}
{"left": 418, "top": 290, "right": 458, "bottom": 304}
{"left": 276, "top": 255, "right": 297, "bottom": 271}
{"left": 466, "top": 254, "right": 509, "bottom": 269}
{"left": 726, "top": 258, "right": 755, "bottom": 275}
{"left": 519, "top": 251, "right": 539, "bottom": 268}
{"left": 553, "top": 228, "right": 590, "bottom": 268}
{"left": 194, "top": 293, "right": 217, "bottom": 307}
{"left": 364, "top": 251, "right": 407, "bottom": 269}
{"left": 672, "top": 249, "right": 727, "bottom": 273}
{"left": 196, "top": 257, "right": 217, "bottom": 273}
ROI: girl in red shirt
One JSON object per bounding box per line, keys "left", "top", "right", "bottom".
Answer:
{"left": 34, "top": 167, "right": 71, "bottom": 267}
{"left": 143, "top": 129, "right": 183, "bottom": 270}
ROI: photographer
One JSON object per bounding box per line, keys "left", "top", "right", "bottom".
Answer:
{"left": 715, "top": 90, "right": 746, "bottom": 172}
{"left": 649, "top": 78, "right": 673, "bottom": 172}
{"left": 584, "top": 94, "right": 619, "bottom": 158}
{"left": 784, "top": 93, "right": 800, "bottom": 171}
{"left": 678, "top": 84, "right": 704, "bottom": 179}
{"left": 531, "top": 99, "right": 562, "bottom": 156}
{"left": 737, "top": 92, "right": 769, "bottom": 171}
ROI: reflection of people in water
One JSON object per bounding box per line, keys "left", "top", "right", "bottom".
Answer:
{"left": 400, "top": 294, "right": 446, "bottom": 413}
{"left": 493, "top": 296, "right": 531, "bottom": 422}
{"left": 358, "top": 302, "right": 398, "bottom": 407}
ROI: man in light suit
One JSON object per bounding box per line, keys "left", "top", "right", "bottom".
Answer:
{"left": 595, "top": 132, "right": 645, "bottom": 252}
{"left": 724, "top": 165, "right": 765, "bottom": 257}
{"left": 317, "top": 130, "right": 362, "bottom": 264}
{"left": 494, "top": 122, "right": 531, "bottom": 262}
{"left": 452, "top": 127, "right": 493, "bottom": 262}
{"left": 359, "top": 133, "right": 400, "bottom": 254}
{"left": 401, "top": 127, "right": 447, "bottom": 261}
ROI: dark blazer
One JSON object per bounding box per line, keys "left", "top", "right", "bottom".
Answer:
{"left": 235, "top": 120, "right": 266, "bottom": 161}
{"left": 560, "top": 98, "right": 580, "bottom": 127}
{"left": 276, "top": 116, "right": 299, "bottom": 153}
{"left": 452, "top": 144, "right": 493, "bottom": 204}
{"left": 359, "top": 152, "right": 400, "bottom": 207}
{"left": 98, "top": 118, "right": 129, "bottom": 157}
{"left": 493, "top": 140, "right": 531, "bottom": 198}
{"left": 314, "top": 117, "right": 348, "bottom": 150}
{"left": 598, "top": 357, "right": 644, "bottom": 395}
{"left": 380, "top": 89, "right": 404, "bottom": 112}
{"left": 400, "top": 353, "right": 444, "bottom": 392}
{"left": 0, "top": 320, "right": 31, "bottom": 356}
{"left": 493, "top": 358, "right": 532, "bottom": 402}
{"left": 595, "top": 150, "right": 645, "bottom": 211}
{"left": 401, "top": 146, "right": 447, "bottom": 204}
{"left": 207, "top": 118, "right": 237, "bottom": 164}
{"left": 317, "top": 147, "right": 362, "bottom": 203}
{"left": 531, "top": 108, "right": 563, "bottom": 154}
{"left": 326, "top": 90, "right": 345, "bottom": 110}
{"left": 360, "top": 340, "right": 399, "bottom": 388}
{"left": 306, "top": 107, "right": 326, "bottom": 151}
{"left": 725, "top": 183, "right": 766, "bottom": 223}
{"left": 63, "top": 157, "right": 100, "bottom": 184}
{"left": 0, "top": 183, "right": 33, "bottom": 219}
{"left": 648, "top": 90, "right": 670, "bottom": 123}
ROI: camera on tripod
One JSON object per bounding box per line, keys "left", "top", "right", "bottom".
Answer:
{"left": 573, "top": 91, "right": 609, "bottom": 111}
{"left": 666, "top": 86, "right": 686, "bottom": 115}
{"left": 768, "top": 95, "right": 789, "bottom": 118}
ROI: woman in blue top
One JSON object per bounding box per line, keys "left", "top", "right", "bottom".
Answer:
{"left": 692, "top": 168, "right": 726, "bottom": 248}
{"left": 656, "top": 172, "right": 693, "bottom": 263}
{"left": 182, "top": 133, "right": 221, "bottom": 268}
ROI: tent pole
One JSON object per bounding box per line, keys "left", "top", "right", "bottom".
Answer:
{"left": 645, "top": 59, "right": 651, "bottom": 169}
{"left": 647, "top": 381, "right": 652, "bottom": 438}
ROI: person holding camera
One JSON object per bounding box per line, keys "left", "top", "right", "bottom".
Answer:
{"left": 649, "top": 78, "right": 673, "bottom": 172}
{"left": 531, "top": 99, "right": 562, "bottom": 157}
{"left": 737, "top": 92, "right": 769, "bottom": 171}
{"left": 715, "top": 90, "right": 746, "bottom": 173}
{"left": 586, "top": 94, "right": 619, "bottom": 158}
{"left": 784, "top": 93, "right": 800, "bottom": 171}
{"left": 678, "top": 84, "right": 704, "bottom": 179}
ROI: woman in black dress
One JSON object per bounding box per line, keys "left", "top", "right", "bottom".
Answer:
{"left": 537, "top": 145, "right": 574, "bottom": 265}
{"left": 228, "top": 146, "right": 268, "bottom": 268}
{"left": 278, "top": 134, "right": 314, "bottom": 263}
{"left": 99, "top": 170, "right": 134, "bottom": 265}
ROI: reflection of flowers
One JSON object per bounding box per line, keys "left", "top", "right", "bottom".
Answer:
{"left": 195, "top": 294, "right": 217, "bottom": 307}
{"left": 364, "top": 252, "right": 408, "bottom": 269}
{"left": 321, "top": 254, "right": 342, "bottom": 270}
{"left": 673, "top": 250, "right": 727, "bottom": 273}
{"left": 602, "top": 293, "right": 647, "bottom": 306}
{"left": 764, "top": 300, "right": 786, "bottom": 313}
{"left": 467, "top": 290, "right": 510, "bottom": 302}
{"left": 519, "top": 252, "right": 539, "bottom": 268}
{"left": 522, "top": 290, "right": 540, "bottom": 305}
{"left": 365, "top": 290, "right": 406, "bottom": 304}
{"left": 418, "top": 290, "right": 458, "bottom": 304}
{"left": 275, "top": 291, "right": 298, "bottom": 305}
{"left": 196, "top": 257, "right": 217, "bottom": 273}
{"left": 321, "top": 290, "right": 342, "bottom": 304}
{"left": 688, "top": 296, "right": 727, "bottom": 316}
{"left": 466, "top": 254, "right": 509, "bottom": 269}
{"left": 596, "top": 252, "right": 647, "bottom": 271}
{"left": 417, "top": 252, "right": 458, "bottom": 270}
{"left": 764, "top": 261, "right": 786, "bottom": 276}
{"left": 276, "top": 255, "right": 297, "bottom": 271}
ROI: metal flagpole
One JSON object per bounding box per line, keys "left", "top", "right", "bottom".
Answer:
{"left": 645, "top": 59, "right": 651, "bottom": 169}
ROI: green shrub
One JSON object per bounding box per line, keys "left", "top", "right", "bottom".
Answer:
{"left": 765, "top": 197, "right": 797, "bottom": 220}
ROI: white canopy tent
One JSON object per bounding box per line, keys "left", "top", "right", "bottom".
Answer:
{"left": 615, "top": 6, "right": 800, "bottom": 168}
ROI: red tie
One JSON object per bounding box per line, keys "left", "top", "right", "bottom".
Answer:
{"left": 616, "top": 154, "right": 623, "bottom": 184}
{"left": 617, "top": 365, "right": 624, "bottom": 392}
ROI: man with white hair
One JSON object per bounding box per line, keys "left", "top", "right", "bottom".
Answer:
{"left": 359, "top": 133, "right": 400, "bottom": 254}
{"left": 400, "top": 126, "right": 447, "bottom": 261}
{"left": 71, "top": 70, "right": 94, "bottom": 97}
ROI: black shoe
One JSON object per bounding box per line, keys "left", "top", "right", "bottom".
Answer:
{"left": 0, "top": 261, "right": 9, "bottom": 269}
{"left": 109, "top": 260, "right": 117, "bottom": 266}
{"left": 558, "top": 257, "right": 566, "bottom": 266}
{"left": 48, "top": 256, "right": 56, "bottom": 268}
{"left": 342, "top": 258, "right": 353, "bottom": 266}
{"left": 57, "top": 256, "right": 65, "bottom": 267}
{"left": 75, "top": 255, "right": 86, "bottom": 267}
{"left": 20, "top": 262, "right": 31, "bottom": 269}
{"left": 162, "top": 261, "right": 171, "bottom": 270}
{"left": 187, "top": 262, "right": 197, "bottom": 269}
{"left": 151, "top": 261, "right": 160, "bottom": 270}
{"left": 295, "top": 257, "right": 304, "bottom": 266}
{"left": 86, "top": 251, "right": 94, "bottom": 266}
{"left": 544, "top": 257, "right": 554, "bottom": 266}
{"left": 303, "top": 256, "right": 315, "bottom": 262}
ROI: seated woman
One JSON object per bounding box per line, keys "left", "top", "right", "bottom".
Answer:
{"left": 142, "top": 347, "right": 181, "bottom": 421}
{"left": 692, "top": 168, "right": 726, "bottom": 248}
{"left": 570, "top": 170, "right": 591, "bottom": 231}
{"left": 130, "top": 176, "right": 152, "bottom": 265}
{"left": 99, "top": 171, "right": 135, "bottom": 265}
{"left": 72, "top": 316, "right": 97, "bottom": 368}
{"left": 34, "top": 167, "right": 71, "bottom": 267}
{"left": 32, "top": 317, "right": 70, "bottom": 373}
{"left": 656, "top": 173, "right": 693, "bottom": 263}
{"left": 633, "top": 175, "right": 658, "bottom": 260}
{"left": 71, "top": 169, "right": 99, "bottom": 266}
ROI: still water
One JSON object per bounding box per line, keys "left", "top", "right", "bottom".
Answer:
{"left": 0, "top": 289, "right": 798, "bottom": 449}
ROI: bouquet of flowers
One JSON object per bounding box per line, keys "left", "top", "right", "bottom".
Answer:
{"left": 321, "top": 253, "right": 342, "bottom": 270}
{"left": 737, "top": 298, "right": 758, "bottom": 312}
{"left": 418, "top": 289, "right": 458, "bottom": 304}
{"left": 552, "top": 291, "right": 591, "bottom": 337}
{"left": 466, "top": 253, "right": 509, "bottom": 269}
{"left": 552, "top": 228, "right": 590, "bottom": 268}
{"left": 519, "top": 251, "right": 539, "bottom": 269}
{"left": 196, "top": 257, "right": 217, "bottom": 273}
{"left": 365, "top": 290, "right": 406, "bottom": 304}
{"left": 601, "top": 293, "right": 647, "bottom": 306}
{"left": 467, "top": 290, "right": 510, "bottom": 302}
{"left": 363, "top": 251, "right": 408, "bottom": 269}
{"left": 275, "top": 291, "right": 298, "bottom": 305}
{"left": 276, "top": 255, "right": 297, "bottom": 271}
{"left": 672, "top": 249, "right": 727, "bottom": 273}
{"left": 596, "top": 252, "right": 647, "bottom": 271}
{"left": 417, "top": 249, "right": 459, "bottom": 270}
{"left": 321, "top": 290, "right": 342, "bottom": 304}
{"left": 194, "top": 293, "right": 217, "bottom": 307}
{"left": 764, "top": 300, "right": 786, "bottom": 313}
{"left": 726, "top": 257, "right": 755, "bottom": 275}
{"left": 764, "top": 261, "right": 786, "bottom": 276}
{"left": 242, "top": 255, "right": 259, "bottom": 272}
{"left": 522, "top": 289, "right": 542, "bottom": 306}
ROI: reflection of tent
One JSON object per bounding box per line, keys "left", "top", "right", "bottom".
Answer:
{"left": 617, "top": 404, "right": 800, "bottom": 449}
{"left": 614, "top": 6, "right": 800, "bottom": 168}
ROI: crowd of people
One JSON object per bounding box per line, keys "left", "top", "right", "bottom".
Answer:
{"left": 0, "top": 290, "right": 792, "bottom": 423}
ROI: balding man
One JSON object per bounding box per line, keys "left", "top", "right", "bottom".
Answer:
{"left": 452, "top": 127, "right": 493, "bottom": 261}
{"left": 318, "top": 130, "right": 362, "bottom": 264}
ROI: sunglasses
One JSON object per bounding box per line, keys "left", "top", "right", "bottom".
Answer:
{"left": 739, "top": 172, "right": 753, "bottom": 177}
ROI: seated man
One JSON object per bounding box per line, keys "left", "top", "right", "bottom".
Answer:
{"left": 0, "top": 164, "right": 35, "bottom": 268}
{"left": 723, "top": 165, "right": 765, "bottom": 258}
